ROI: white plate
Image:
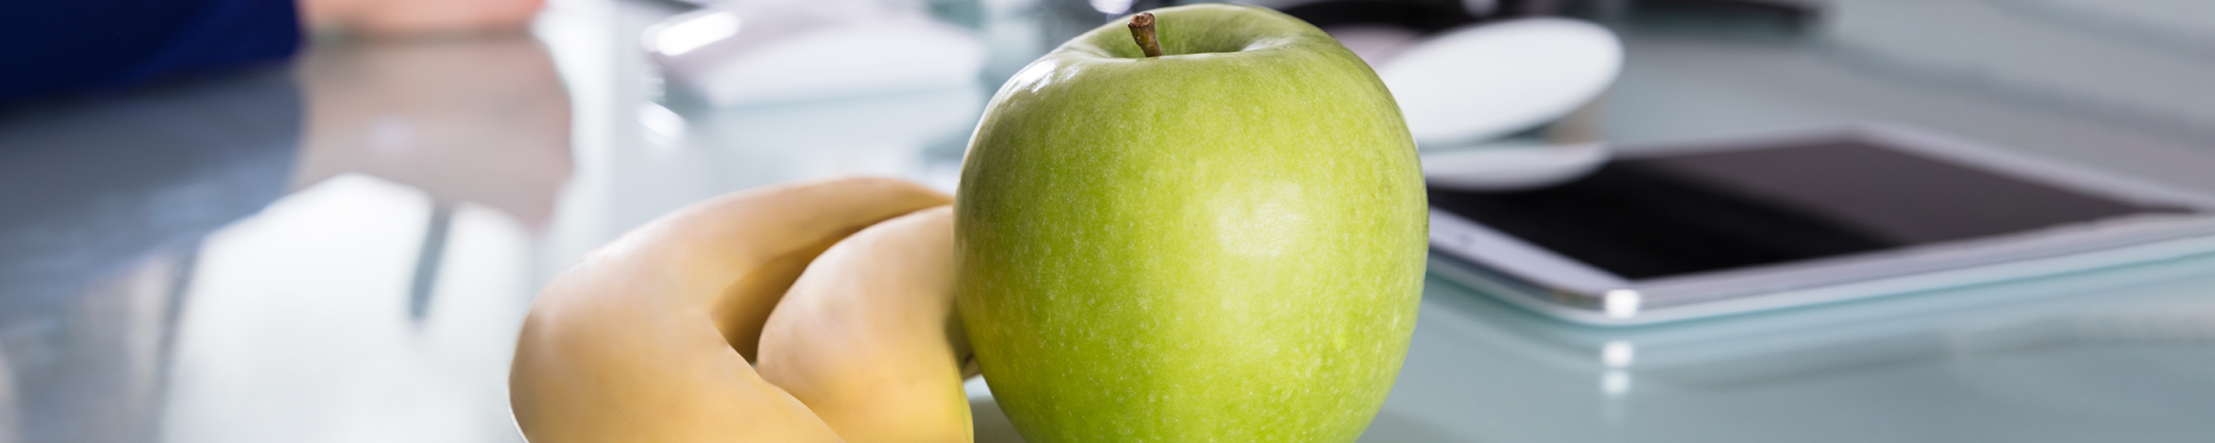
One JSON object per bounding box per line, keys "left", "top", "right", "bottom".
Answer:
{"left": 1376, "top": 18, "right": 1620, "bottom": 147}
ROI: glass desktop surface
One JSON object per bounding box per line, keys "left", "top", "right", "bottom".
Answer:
{"left": 3, "top": 0, "right": 2214, "bottom": 442}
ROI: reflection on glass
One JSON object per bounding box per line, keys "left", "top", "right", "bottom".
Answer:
{"left": 1601, "top": 370, "right": 1632, "bottom": 397}
{"left": 1601, "top": 340, "right": 1635, "bottom": 368}
{"left": 293, "top": 35, "right": 573, "bottom": 226}
{"left": 648, "top": 11, "right": 741, "bottom": 56}
{"left": 0, "top": 67, "right": 300, "bottom": 443}
{"left": 637, "top": 102, "right": 688, "bottom": 146}
{"left": 0, "top": 32, "right": 571, "bottom": 443}
{"left": 163, "top": 175, "right": 534, "bottom": 443}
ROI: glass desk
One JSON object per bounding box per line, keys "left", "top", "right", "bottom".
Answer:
{"left": 2, "top": 0, "right": 2212, "bottom": 442}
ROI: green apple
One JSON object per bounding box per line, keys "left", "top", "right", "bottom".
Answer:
{"left": 955, "top": 4, "right": 1426, "bottom": 442}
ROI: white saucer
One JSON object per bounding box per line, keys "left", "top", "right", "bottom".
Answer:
{"left": 1422, "top": 142, "right": 1609, "bottom": 191}
{"left": 1375, "top": 18, "right": 1621, "bottom": 147}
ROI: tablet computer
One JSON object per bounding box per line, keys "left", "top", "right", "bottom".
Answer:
{"left": 1426, "top": 124, "right": 2215, "bottom": 325}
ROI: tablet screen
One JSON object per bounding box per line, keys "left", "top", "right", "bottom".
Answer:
{"left": 1428, "top": 141, "right": 2197, "bottom": 280}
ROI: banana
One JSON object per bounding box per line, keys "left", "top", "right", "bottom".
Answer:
{"left": 509, "top": 177, "right": 952, "bottom": 443}
{"left": 757, "top": 206, "right": 975, "bottom": 443}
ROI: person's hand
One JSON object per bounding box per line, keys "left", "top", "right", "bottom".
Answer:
{"left": 301, "top": 0, "right": 545, "bottom": 37}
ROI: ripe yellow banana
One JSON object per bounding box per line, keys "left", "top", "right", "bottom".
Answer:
{"left": 509, "top": 177, "right": 952, "bottom": 443}
{"left": 757, "top": 206, "right": 974, "bottom": 443}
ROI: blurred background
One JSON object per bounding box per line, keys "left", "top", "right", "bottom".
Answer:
{"left": 2, "top": 0, "right": 2214, "bottom": 442}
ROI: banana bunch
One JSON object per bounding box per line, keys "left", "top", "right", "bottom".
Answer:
{"left": 510, "top": 177, "right": 977, "bottom": 443}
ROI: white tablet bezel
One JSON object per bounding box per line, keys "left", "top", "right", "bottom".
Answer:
{"left": 1428, "top": 123, "right": 2215, "bottom": 326}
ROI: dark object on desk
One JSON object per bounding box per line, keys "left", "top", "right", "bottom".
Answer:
{"left": 1427, "top": 125, "right": 2215, "bottom": 325}
{"left": 1280, "top": 1, "right": 1484, "bottom": 34}
{"left": 1433, "top": 140, "right": 2186, "bottom": 280}
{"left": 1619, "top": 0, "right": 1824, "bottom": 36}
{"left": 1517, "top": 0, "right": 1822, "bottom": 22}
{"left": 1633, "top": 0, "right": 1821, "bottom": 22}
{"left": 1278, "top": 0, "right": 1823, "bottom": 38}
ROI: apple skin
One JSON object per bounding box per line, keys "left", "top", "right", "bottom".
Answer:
{"left": 955, "top": 4, "right": 1426, "bottom": 442}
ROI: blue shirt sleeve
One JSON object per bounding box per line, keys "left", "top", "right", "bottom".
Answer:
{"left": 0, "top": 0, "right": 302, "bottom": 106}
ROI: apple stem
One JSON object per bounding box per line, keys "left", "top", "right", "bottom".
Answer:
{"left": 1128, "top": 12, "right": 1163, "bottom": 58}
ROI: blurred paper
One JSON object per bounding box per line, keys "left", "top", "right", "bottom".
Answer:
{"left": 647, "top": 0, "right": 989, "bottom": 107}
